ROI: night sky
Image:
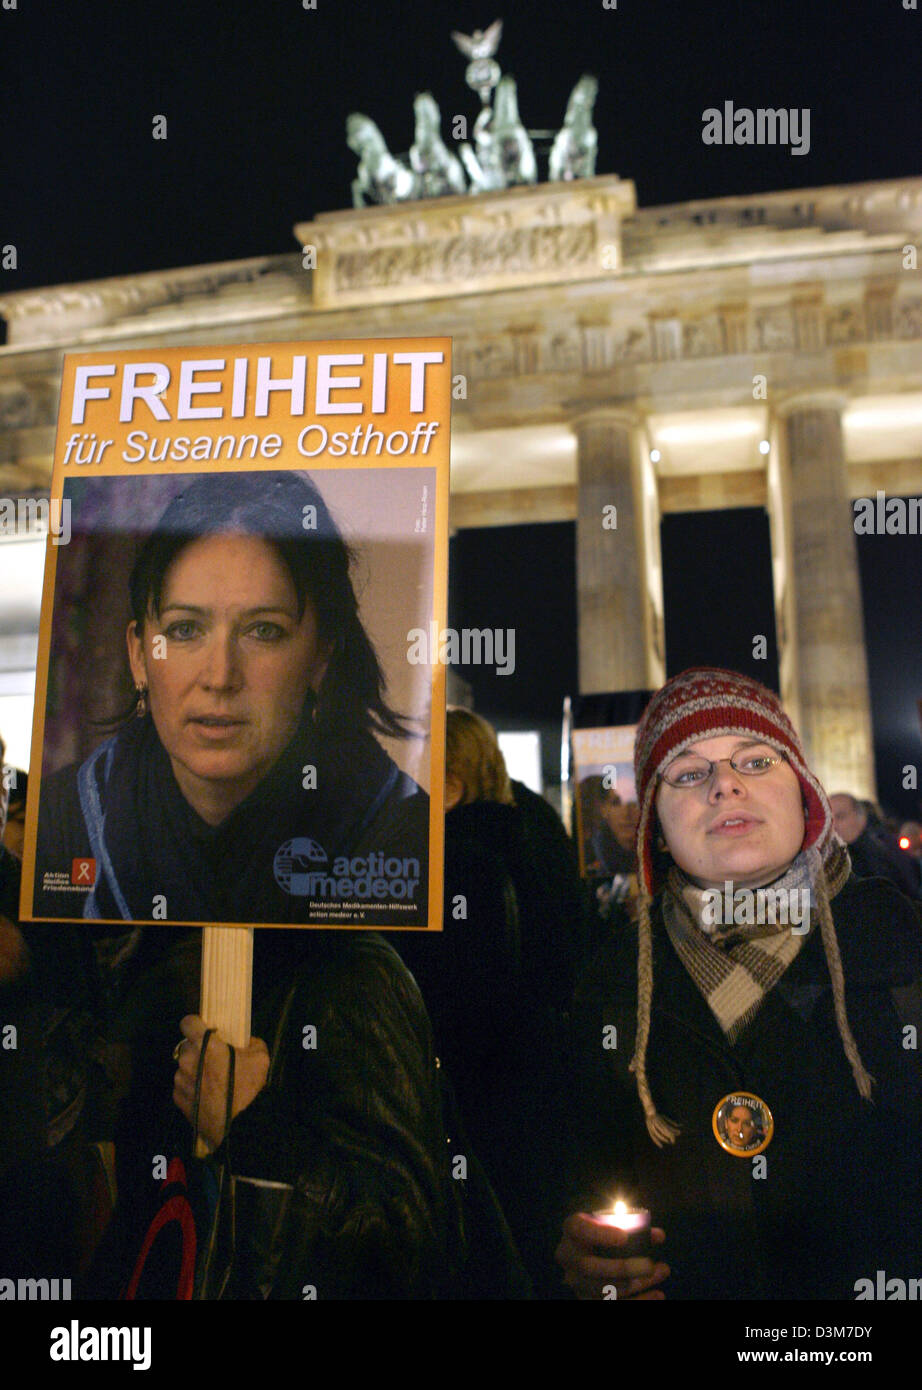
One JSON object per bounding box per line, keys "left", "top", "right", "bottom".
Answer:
{"left": 3, "top": 0, "right": 922, "bottom": 813}
{"left": 5, "top": 0, "right": 920, "bottom": 288}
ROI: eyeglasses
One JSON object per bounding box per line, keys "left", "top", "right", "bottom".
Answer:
{"left": 660, "top": 746, "right": 786, "bottom": 789}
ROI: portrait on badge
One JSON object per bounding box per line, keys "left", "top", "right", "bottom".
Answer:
{"left": 713, "top": 1093, "right": 773, "bottom": 1156}
{"left": 29, "top": 467, "right": 437, "bottom": 928}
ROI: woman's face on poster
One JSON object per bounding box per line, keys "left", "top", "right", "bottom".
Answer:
{"left": 127, "top": 532, "right": 331, "bottom": 808}
{"left": 600, "top": 792, "right": 639, "bottom": 852}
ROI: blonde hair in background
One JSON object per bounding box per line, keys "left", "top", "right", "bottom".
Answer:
{"left": 445, "top": 707, "right": 514, "bottom": 806}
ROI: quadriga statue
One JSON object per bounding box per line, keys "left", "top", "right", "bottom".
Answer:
{"left": 346, "top": 112, "right": 419, "bottom": 207}
{"left": 461, "top": 74, "right": 537, "bottom": 193}
{"left": 409, "top": 93, "right": 467, "bottom": 199}
{"left": 549, "top": 75, "right": 599, "bottom": 183}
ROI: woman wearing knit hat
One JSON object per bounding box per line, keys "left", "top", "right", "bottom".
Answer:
{"left": 558, "top": 668, "right": 922, "bottom": 1300}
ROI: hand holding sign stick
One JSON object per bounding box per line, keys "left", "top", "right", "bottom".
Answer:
{"left": 174, "top": 926, "right": 259, "bottom": 1157}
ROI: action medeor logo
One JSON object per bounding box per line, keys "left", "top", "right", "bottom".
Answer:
{"left": 273, "top": 837, "right": 328, "bottom": 896}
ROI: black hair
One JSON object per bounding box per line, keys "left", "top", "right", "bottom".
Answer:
{"left": 125, "top": 470, "right": 413, "bottom": 742}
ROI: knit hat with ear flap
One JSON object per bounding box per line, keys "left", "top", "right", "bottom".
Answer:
{"left": 629, "top": 667, "right": 871, "bottom": 1148}
{"left": 633, "top": 667, "right": 834, "bottom": 897}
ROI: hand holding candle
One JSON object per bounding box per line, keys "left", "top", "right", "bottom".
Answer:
{"left": 556, "top": 1202, "right": 669, "bottom": 1301}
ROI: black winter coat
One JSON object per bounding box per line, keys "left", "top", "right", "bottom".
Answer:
{"left": 398, "top": 797, "right": 580, "bottom": 1296}
{"left": 569, "top": 875, "right": 922, "bottom": 1300}
{"left": 210, "top": 933, "right": 462, "bottom": 1299}
{"left": 89, "top": 932, "right": 525, "bottom": 1300}
{"left": 848, "top": 826, "right": 921, "bottom": 900}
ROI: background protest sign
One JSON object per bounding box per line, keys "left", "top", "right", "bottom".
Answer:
{"left": 566, "top": 688, "right": 651, "bottom": 880}
{"left": 571, "top": 724, "right": 639, "bottom": 879}
{"left": 20, "top": 338, "right": 450, "bottom": 936}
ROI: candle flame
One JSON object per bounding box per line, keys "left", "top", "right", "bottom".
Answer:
{"left": 613, "top": 1199, "right": 627, "bottom": 1216}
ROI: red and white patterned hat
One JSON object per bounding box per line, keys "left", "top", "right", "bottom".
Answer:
{"left": 634, "top": 667, "right": 833, "bottom": 895}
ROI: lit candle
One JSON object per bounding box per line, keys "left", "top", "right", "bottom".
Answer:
{"left": 591, "top": 1200, "right": 650, "bottom": 1232}
{"left": 589, "top": 1200, "right": 652, "bottom": 1256}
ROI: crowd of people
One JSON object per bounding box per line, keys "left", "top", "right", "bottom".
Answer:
{"left": 2, "top": 477, "right": 920, "bottom": 1301}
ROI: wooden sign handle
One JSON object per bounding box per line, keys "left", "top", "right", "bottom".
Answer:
{"left": 195, "top": 925, "right": 254, "bottom": 1158}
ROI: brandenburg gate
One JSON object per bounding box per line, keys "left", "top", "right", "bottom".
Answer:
{"left": 3, "top": 172, "right": 922, "bottom": 796}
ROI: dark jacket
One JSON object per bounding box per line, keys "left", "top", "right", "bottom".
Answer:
{"left": 0, "top": 849, "right": 44, "bottom": 1187}
{"left": 399, "top": 796, "right": 578, "bottom": 1296}
{"left": 568, "top": 875, "right": 922, "bottom": 1300}
{"left": 211, "top": 933, "right": 463, "bottom": 1299}
{"left": 510, "top": 779, "right": 595, "bottom": 1001}
{"left": 848, "top": 826, "right": 921, "bottom": 900}
{"left": 404, "top": 795, "right": 586, "bottom": 1022}
{"left": 0, "top": 848, "right": 101, "bottom": 1276}
{"left": 89, "top": 931, "right": 525, "bottom": 1300}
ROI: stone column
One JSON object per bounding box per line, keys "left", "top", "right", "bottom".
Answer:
{"left": 777, "top": 394, "right": 875, "bottom": 798}
{"left": 573, "top": 410, "right": 648, "bottom": 694}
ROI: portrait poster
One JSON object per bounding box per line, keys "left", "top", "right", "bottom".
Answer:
{"left": 20, "top": 338, "right": 450, "bottom": 932}
{"left": 571, "top": 724, "right": 639, "bottom": 879}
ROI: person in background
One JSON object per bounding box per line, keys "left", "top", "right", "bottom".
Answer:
{"left": 400, "top": 708, "right": 574, "bottom": 1296}
{"left": 433, "top": 708, "right": 584, "bottom": 1020}
{"left": 0, "top": 737, "right": 100, "bottom": 1279}
{"left": 507, "top": 772, "right": 594, "bottom": 994}
{"left": 0, "top": 748, "right": 27, "bottom": 984}
{"left": 830, "top": 792, "right": 921, "bottom": 899}
{"left": 559, "top": 668, "right": 922, "bottom": 1301}
{"left": 1, "top": 768, "right": 26, "bottom": 862}
{"left": 0, "top": 736, "right": 36, "bottom": 1270}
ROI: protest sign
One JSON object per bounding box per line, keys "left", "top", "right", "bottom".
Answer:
{"left": 571, "top": 723, "right": 639, "bottom": 878}
{"left": 21, "top": 339, "right": 450, "bottom": 935}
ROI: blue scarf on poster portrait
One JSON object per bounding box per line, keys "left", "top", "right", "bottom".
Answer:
{"left": 74, "top": 704, "right": 428, "bottom": 925}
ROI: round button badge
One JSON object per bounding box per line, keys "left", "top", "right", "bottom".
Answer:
{"left": 712, "top": 1092, "right": 774, "bottom": 1157}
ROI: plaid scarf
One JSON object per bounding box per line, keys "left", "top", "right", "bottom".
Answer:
{"left": 662, "top": 840, "right": 851, "bottom": 1042}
